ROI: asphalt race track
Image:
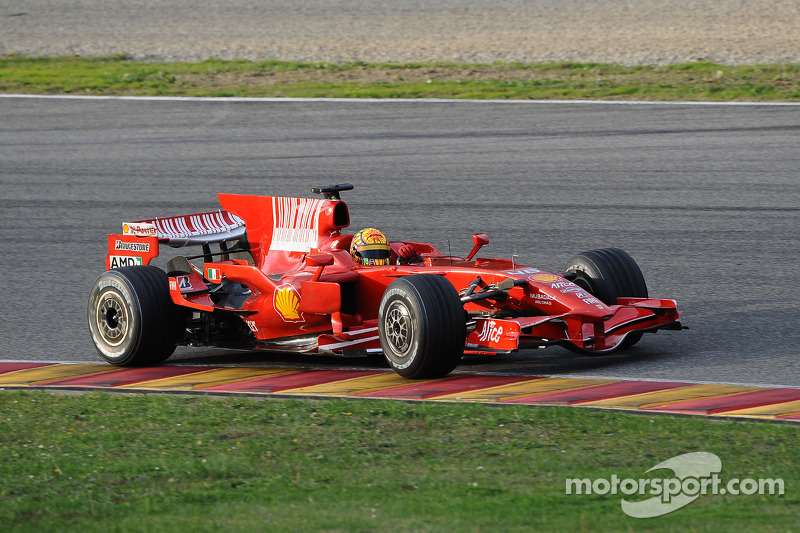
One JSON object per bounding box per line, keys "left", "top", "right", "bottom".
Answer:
{"left": 1, "top": 96, "right": 799, "bottom": 387}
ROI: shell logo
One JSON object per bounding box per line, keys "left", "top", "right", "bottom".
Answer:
{"left": 123, "top": 223, "right": 130, "bottom": 234}
{"left": 274, "top": 285, "right": 303, "bottom": 322}
{"left": 529, "top": 274, "right": 561, "bottom": 282}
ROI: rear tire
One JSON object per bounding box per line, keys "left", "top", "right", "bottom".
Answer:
{"left": 379, "top": 275, "right": 466, "bottom": 379}
{"left": 564, "top": 248, "right": 648, "bottom": 347}
{"left": 88, "top": 266, "right": 180, "bottom": 365}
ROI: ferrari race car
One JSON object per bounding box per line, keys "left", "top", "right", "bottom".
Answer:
{"left": 88, "top": 184, "right": 683, "bottom": 379}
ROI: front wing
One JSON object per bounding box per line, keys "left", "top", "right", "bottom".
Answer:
{"left": 466, "top": 298, "right": 682, "bottom": 355}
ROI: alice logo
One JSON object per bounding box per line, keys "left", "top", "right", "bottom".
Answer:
{"left": 274, "top": 285, "right": 302, "bottom": 321}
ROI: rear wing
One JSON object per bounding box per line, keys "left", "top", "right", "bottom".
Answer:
{"left": 105, "top": 210, "right": 245, "bottom": 269}
{"left": 123, "top": 210, "right": 245, "bottom": 246}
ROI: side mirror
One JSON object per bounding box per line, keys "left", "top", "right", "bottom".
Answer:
{"left": 466, "top": 233, "right": 490, "bottom": 261}
{"left": 306, "top": 253, "right": 334, "bottom": 281}
{"left": 305, "top": 254, "right": 334, "bottom": 267}
{"left": 497, "top": 277, "right": 515, "bottom": 291}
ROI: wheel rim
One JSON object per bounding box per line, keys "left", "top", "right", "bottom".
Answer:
{"left": 384, "top": 301, "right": 413, "bottom": 357}
{"left": 96, "top": 292, "right": 128, "bottom": 347}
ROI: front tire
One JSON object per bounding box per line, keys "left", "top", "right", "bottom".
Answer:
{"left": 378, "top": 275, "right": 466, "bottom": 379}
{"left": 564, "top": 248, "right": 648, "bottom": 347}
{"left": 88, "top": 266, "right": 179, "bottom": 365}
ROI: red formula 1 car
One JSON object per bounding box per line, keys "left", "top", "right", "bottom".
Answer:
{"left": 88, "top": 184, "right": 682, "bottom": 378}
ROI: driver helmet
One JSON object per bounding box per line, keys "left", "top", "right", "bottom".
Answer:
{"left": 350, "top": 228, "right": 391, "bottom": 266}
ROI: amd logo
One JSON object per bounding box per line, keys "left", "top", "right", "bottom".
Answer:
{"left": 109, "top": 255, "right": 143, "bottom": 268}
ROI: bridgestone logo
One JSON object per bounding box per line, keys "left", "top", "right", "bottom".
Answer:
{"left": 115, "top": 240, "right": 150, "bottom": 252}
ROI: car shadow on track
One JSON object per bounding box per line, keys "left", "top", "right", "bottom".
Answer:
{"left": 166, "top": 345, "right": 665, "bottom": 377}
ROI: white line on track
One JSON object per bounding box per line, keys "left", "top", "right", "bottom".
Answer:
{"left": 1, "top": 94, "right": 799, "bottom": 106}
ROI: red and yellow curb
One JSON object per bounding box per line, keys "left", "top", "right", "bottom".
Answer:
{"left": 2, "top": 362, "right": 799, "bottom": 422}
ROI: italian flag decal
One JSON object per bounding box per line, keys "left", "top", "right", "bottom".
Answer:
{"left": 206, "top": 267, "right": 222, "bottom": 283}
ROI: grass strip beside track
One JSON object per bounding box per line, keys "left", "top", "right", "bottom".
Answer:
{"left": 1, "top": 56, "right": 799, "bottom": 101}
{"left": 0, "top": 390, "right": 797, "bottom": 532}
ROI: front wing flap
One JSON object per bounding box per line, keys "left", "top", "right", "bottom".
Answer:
{"left": 466, "top": 299, "right": 681, "bottom": 354}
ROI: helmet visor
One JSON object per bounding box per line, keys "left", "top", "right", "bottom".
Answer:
{"left": 358, "top": 248, "right": 391, "bottom": 261}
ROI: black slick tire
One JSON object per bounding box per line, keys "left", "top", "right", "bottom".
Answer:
{"left": 88, "top": 266, "right": 180, "bottom": 365}
{"left": 378, "top": 275, "right": 466, "bottom": 379}
{"left": 564, "top": 248, "right": 648, "bottom": 348}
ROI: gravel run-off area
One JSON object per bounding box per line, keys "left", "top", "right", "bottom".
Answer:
{"left": 2, "top": 0, "right": 799, "bottom": 65}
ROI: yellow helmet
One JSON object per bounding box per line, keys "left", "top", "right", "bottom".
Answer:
{"left": 350, "top": 228, "right": 391, "bottom": 266}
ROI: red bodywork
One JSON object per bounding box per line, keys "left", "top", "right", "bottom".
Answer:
{"left": 104, "top": 192, "right": 682, "bottom": 357}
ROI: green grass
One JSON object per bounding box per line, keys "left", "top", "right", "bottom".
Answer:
{"left": 1, "top": 56, "right": 799, "bottom": 101}
{"left": 0, "top": 390, "right": 797, "bottom": 532}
